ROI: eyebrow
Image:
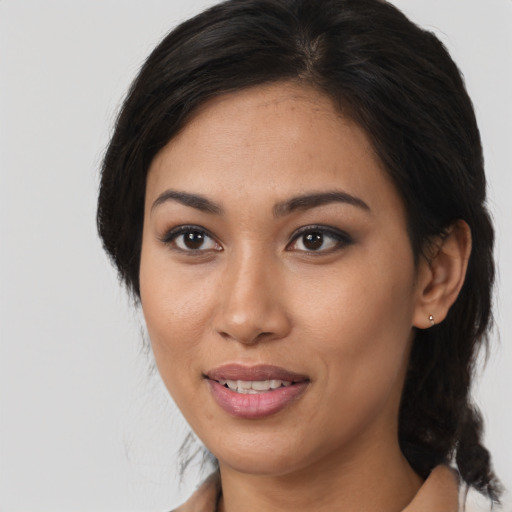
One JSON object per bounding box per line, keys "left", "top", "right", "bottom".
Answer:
{"left": 151, "top": 189, "right": 370, "bottom": 217}
{"left": 151, "top": 190, "right": 224, "bottom": 215}
{"left": 273, "top": 191, "right": 370, "bottom": 217}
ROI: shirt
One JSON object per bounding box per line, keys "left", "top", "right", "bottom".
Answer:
{"left": 171, "top": 465, "right": 482, "bottom": 512}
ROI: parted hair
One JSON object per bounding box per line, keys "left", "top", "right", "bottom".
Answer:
{"left": 97, "top": 0, "right": 501, "bottom": 500}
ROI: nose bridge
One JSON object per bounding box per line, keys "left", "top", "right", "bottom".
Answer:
{"left": 215, "top": 242, "right": 290, "bottom": 344}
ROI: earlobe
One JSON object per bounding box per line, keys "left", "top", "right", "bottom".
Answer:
{"left": 413, "top": 220, "right": 472, "bottom": 329}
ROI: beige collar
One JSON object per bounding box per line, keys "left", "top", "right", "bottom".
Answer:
{"left": 402, "top": 465, "right": 459, "bottom": 512}
{"left": 173, "top": 465, "right": 459, "bottom": 512}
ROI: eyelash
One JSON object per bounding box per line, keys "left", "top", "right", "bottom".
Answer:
{"left": 287, "top": 225, "right": 353, "bottom": 254}
{"left": 160, "top": 224, "right": 353, "bottom": 255}
{"left": 160, "top": 225, "right": 221, "bottom": 254}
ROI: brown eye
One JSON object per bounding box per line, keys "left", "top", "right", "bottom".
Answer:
{"left": 182, "top": 231, "right": 207, "bottom": 250}
{"left": 303, "top": 232, "right": 324, "bottom": 250}
{"left": 163, "top": 226, "right": 221, "bottom": 252}
{"left": 288, "top": 226, "right": 352, "bottom": 253}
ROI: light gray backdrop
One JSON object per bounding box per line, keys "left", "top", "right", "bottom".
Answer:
{"left": 1, "top": 1, "right": 510, "bottom": 510}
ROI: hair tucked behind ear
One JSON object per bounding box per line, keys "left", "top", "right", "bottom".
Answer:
{"left": 97, "top": 0, "right": 502, "bottom": 500}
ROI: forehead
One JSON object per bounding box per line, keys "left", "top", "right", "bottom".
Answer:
{"left": 146, "top": 82, "right": 400, "bottom": 215}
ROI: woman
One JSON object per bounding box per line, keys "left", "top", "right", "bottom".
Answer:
{"left": 97, "top": 0, "right": 503, "bottom": 510}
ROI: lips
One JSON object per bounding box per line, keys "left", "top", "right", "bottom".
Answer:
{"left": 206, "top": 363, "right": 308, "bottom": 382}
{"left": 204, "top": 364, "right": 310, "bottom": 419}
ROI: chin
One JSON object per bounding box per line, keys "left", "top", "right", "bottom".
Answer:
{"left": 218, "top": 452, "right": 304, "bottom": 477}
{"left": 207, "top": 430, "right": 322, "bottom": 477}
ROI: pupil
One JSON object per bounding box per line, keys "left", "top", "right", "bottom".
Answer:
{"left": 303, "top": 232, "right": 323, "bottom": 250}
{"left": 184, "top": 231, "right": 204, "bottom": 249}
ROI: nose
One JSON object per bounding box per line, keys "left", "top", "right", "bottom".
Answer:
{"left": 213, "top": 249, "right": 292, "bottom": 345}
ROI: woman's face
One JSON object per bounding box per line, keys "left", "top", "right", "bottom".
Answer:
{"left": 140, "top": 82, "right": 425, "bottom": 476}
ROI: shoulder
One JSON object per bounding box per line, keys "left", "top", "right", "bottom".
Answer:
{"left": 168, "top": 466, "right": 506, "bottom": 512}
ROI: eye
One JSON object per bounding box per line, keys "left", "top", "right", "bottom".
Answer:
{"left": 287, "top": 226, "right": 352, "bottom": 253}
{"left": 161, "top": 226, "right": 222, "bottom": 253}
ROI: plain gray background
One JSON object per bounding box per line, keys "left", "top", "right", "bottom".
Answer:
{"left": 1, "top": 1, "right": 511, "bottom": 510}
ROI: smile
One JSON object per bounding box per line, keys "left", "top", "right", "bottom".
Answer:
{"left": 205, "top": 364, "right": 310, "bottom": 418}
{"left": 218, "top": 379, "right": 292, "bottom": 394}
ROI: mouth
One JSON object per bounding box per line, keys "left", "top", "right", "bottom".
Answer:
{"left": 204, "top": 364, "right": 310, "bottom": 418}
{"left": 216, "top": 378, "right": 294, "bottom": 394}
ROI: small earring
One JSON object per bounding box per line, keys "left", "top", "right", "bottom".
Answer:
{"left": 428, "top": 314, "right": 435, "bottom": 327}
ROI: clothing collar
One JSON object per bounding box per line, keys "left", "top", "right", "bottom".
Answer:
{"left": 172, "top": 465, "right": 459, "bottom": 512}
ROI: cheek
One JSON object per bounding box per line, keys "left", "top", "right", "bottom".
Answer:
{"left": 139, "top": 246, "right": 216, "bottom": 391}
{"left": 298, "top": 254, "right": 415, "bottom": 344}
{"left": 297, "top": 248, "right": 417, "bottom": 400}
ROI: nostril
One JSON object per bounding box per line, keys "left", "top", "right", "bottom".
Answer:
{"left": 213, "top": 275, "right": 292, "bottom": 344}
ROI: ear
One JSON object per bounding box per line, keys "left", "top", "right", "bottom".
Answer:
{"left": 413, "top": 220, "right": 472, "bottom": 329}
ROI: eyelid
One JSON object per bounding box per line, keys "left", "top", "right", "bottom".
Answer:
{"left": 287, "top": 224, "right": 353, "bottom": 253}
{"left": 160, "top": 224, "right": 222, "bottom": 252}
{"left": 159, "top": 224, "right": 351, "bottom": 254}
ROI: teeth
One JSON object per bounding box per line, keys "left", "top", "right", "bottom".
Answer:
{"left": 217, "top": 379, "right": 293, "bottom": 393}
{"left": 251, "top": 380, "right": 270, "bottom": 391}
{"left": 237, "top": 380, "right": 252, "bottom": 390}
{"left": 226, "top": 380, "right": 237, "bottom": 391}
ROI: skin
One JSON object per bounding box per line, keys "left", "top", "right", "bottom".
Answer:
{"left": 139, "top": 82, "right": 471, "bottom": 512}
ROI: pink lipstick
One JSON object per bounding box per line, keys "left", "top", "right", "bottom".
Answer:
{"left": 205, "top": 364, "right": 309, "bottom": 419}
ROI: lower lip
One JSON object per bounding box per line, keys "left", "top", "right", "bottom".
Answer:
{"left": 207, "top": 380, "right": 309, "bottom": 419}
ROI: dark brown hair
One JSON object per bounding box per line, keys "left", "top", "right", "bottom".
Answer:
{"left": 97, "top": 0, "right": 501, "bottom": 500}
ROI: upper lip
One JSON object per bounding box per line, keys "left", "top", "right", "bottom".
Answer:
{"left": 205, "top": 364, "right": 309, "bottom": 382}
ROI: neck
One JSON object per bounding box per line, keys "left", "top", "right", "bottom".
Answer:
{"left": 217, "top": 436, "right": 423, "bottom": 512}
